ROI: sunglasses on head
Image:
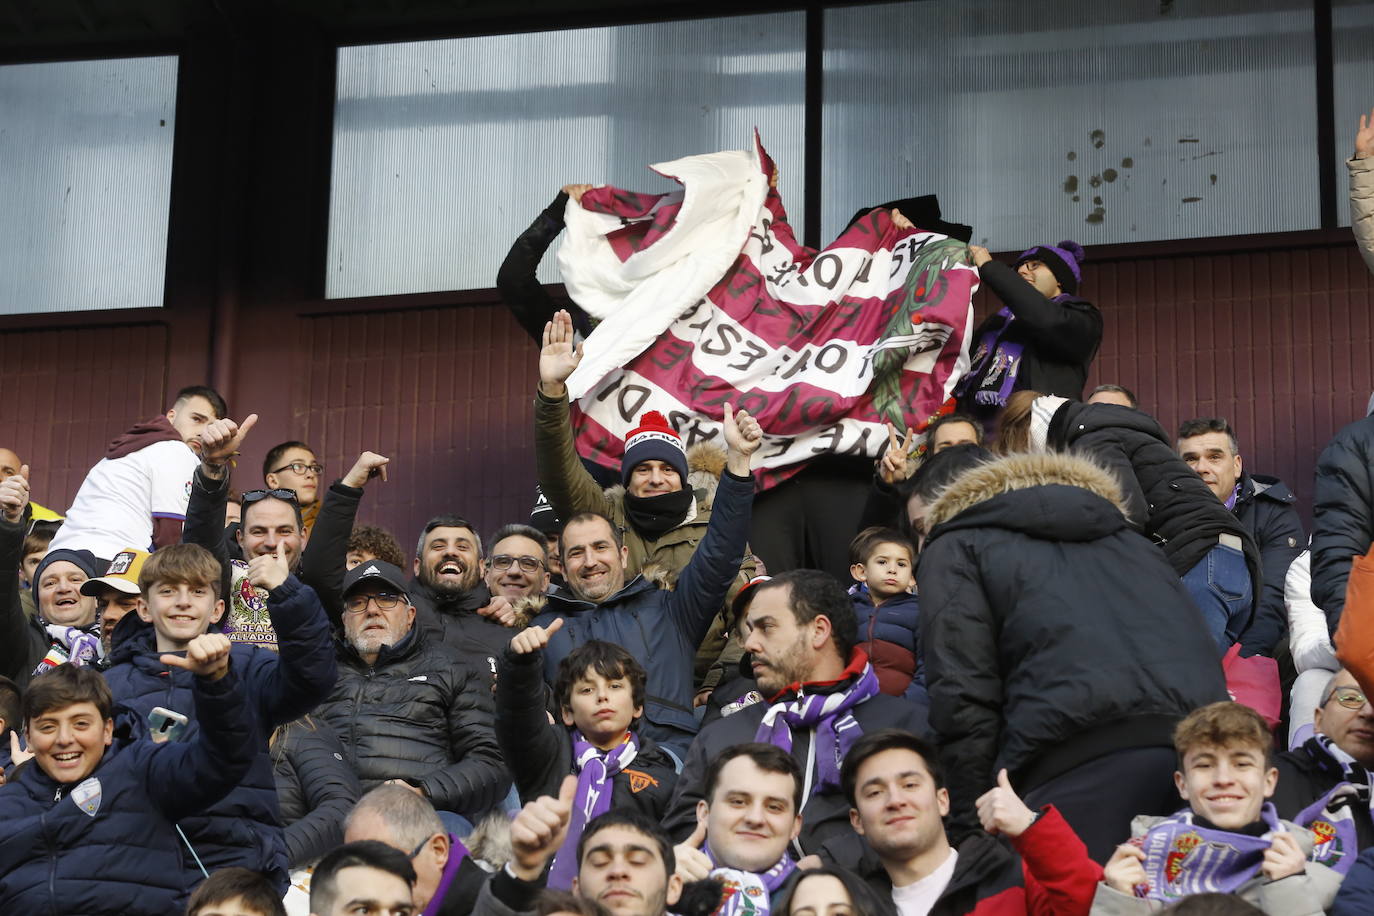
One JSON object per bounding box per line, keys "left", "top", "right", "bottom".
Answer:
{"left": 240, "top": 488, "right": 300, "bottom": 506}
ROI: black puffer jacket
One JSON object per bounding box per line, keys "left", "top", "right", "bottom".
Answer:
{"left": 1045, "top": 401, "right": 1261, "bottom": 602}
{"left": 1234, "top": 472, "right": 1305, "bottom": 655}
{"left": 1272, "top": 738, "right": 1374, "bottom": 876}
{"left": 495, "top": 647, "right": 678, "bottom": 814}
{"left": 412, "top": 580, "right": 511, "bottom": 692}
{"left": 957, "top": 260, "right": 1102, "bottom": 405}
{"left": 1313, "top": 415, "right": 1374, "bottom": 629}
{"left": 272, "top": 716, "right": 361, "bottom": 868}
{"left": 317, "top": 626, "right": 508, "bottom": 819}
{"left": 918, "top": 452, "right": 1228, "bottom": 838}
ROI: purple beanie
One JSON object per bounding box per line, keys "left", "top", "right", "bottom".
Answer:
{"left": 1015, "top": 240, "right": 1086, "bottom": 295}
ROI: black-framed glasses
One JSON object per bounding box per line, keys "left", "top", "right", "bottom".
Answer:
{"left": 240, "top": 488, "right": 300, "bottom": 506}
{"left": 1326, "top": 687, "right": 1369, "bottom": 710}
{"left": 487, "top": 555, "right": 544, "bottom": 573}
{"left": 270, "top": 461, "right": 324, "bottom": 477}
{"left": 343, "top": 592, "right": 408, "bottom": 614}
{"left": 408, "top": 834, "right": 437, "bottom": 859}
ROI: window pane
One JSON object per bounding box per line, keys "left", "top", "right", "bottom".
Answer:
{"left": 822, "top": 0, "right": 1318, "bottom": 249}
{"left": 0, "top": 56, "right": 178, "bottom": 315}
{"left": 328, "top": 14, "right": 807, "bottom": 299}
{"left": 1334, "top": 0, "right": 1374, "bottom": 228}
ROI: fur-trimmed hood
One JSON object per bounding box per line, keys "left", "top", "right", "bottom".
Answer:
{"left": 602, "top": 442, "right": 728, "bottom": 512}
{"left": 925, "top": 451, "right": 1131, "bottom": 532}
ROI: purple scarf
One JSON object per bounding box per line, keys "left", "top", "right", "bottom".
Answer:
{"left": 705, "top": 845, "right": 796, "bottom": 916}
{"left": 548, "top": 730, "right": 639, "bottom": 890}
{"left": 954, "top": 307, "right": 1025, "bottom": 408}
{"left": 419, "top": 834, "right": 471, "bottom": 916}
{"left": 754, "top": 664, "right": 879, "bottom": 793}
{"left": 34, "top": 623, "right": 102, "bottom": 677}
{"left": 1291, "top": 734, "right": 1369, "bottom": 875}
{"left": 1135, "top": 804, "right": 1284, "bottom": 901}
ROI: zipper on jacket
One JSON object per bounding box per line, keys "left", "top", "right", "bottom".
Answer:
{"left": 42, "top": 808, "right": 59, "bottom": 916}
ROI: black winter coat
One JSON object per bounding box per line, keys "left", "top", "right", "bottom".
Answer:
{"left": 1047, "top": 401, "right": 1261, "bottom": 605}
{"left": 412, "top": 579, "right": 510, "bottom": 691}
{"left": 958, "top": 261, "right": 1102, "bottom": 405}
{"left": 0, "top": 666, "right": 256, "bottom": 915}
{"left": 918, "top": 452, "right": 1228, "bottom": 839}
{"left": 272, "top": 716, "right": 361, "bottom": 867}
{"left": 1234, "top": 472, "right": 1306, "bottom": 656}
{"left": 1272, "top": 740, "right": 1374, "bottom": 872}
{"left": 317, "top": 627, "right": 508, "bottom": 818}
{"left": 662, "top": 655, "right": 929, "bottom": 859}
{"left": 1313, "top": 415, "right": 1374, "bottom": 629}
{"left": 102, "top": 574, "right": 337, "bottom": 892}
{"left": 0, "top": 510, "right": 63, "bottom": 689}
{"left": 495, "top": 189, "right": 594, "bottom": 344}
{"left": 495, "top": 647, "right": 677, "bottom": 814}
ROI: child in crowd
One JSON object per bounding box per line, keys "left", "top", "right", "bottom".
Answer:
{"left": 847, "top": 527, "right": 924, "bottom": 701}
{"left": 1092, "top": 702, "right": 1341, "bottom": 914}
{"left": 496, "top": 621, "right": 679, "bottom": 889}
{"left": 185, "top": 867, "right": 287, "bottom": 916}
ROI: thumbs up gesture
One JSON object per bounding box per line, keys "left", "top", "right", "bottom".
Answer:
{"left": 672, "top": 818, "right": 714, "bottom": 883}
{"left": 974, "top": 768, "right": 1039, "bottom": 838}
{"left": 510, "top": 773, "right": 578, "bottom": 881}
{"left": 0, "top": 465, "right": 29, "bottom": 524}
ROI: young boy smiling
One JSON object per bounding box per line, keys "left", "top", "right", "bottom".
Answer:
{"left": 848, "top": 527, "right": 924, "bottom": 700}
{"left": 101, "top": 542, "right": 336, "bottom": 895}
{"left": 1091, "top": 701, "right": 1342, "bottom": 914}
{"left": 496, "top": 619, "right": 678, "bottom": 889}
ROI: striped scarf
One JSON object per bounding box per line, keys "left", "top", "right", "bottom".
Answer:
{"left": 754, "top": 662, "right": 879, "bottom": 792}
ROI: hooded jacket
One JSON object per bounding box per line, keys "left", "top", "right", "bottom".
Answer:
{"left": 101, "top": 574, "right": 337, "bottom": 892}
{"left": 663, "top": 650, "right": 929, "bottom": 859}
{"left": 531, "top": 469, "right": 754, "bottom": 756}
{"left": 0, "top": 665, "right": 256, "bottom": 915}
{"left": 316, "top": 624, "right": 508, "bottom": 819}
{"left": 919, "top": 452, "right": 1228, "bottom": 837}
{"left": 1232, "top": 472, "right": 1305, "bottom": 655}
{"left": 48, "top": 414, "right": 197, "bottom": 558}
{"left": 272, "top": 716, "right": 361, "bottom": 868}
{"left": 1312, "top": 414, "right": 1374, "bottom": 629}
{"left": 1042, "top": 401, "right": 1263, "bottom": 629}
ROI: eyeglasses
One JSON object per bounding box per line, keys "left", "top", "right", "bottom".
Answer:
{"left": 270, "top": 461, "right": 324, "bottom": 477}
{"left": 407, "top": 834, "right": 436, "bottom": 859}
{"left": 487, "top": 555, "right": 545, "bottom": 573}
{"left": 1326, "top": 687, "right": 1369, "bottom": 710}
{"left": 343, "top": 592, "right": 408, "bottom": 614}
{"left": 240, "top": 488, "right": 300, "bottom": 506}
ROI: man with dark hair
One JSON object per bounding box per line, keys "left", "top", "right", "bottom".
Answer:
{"left": 839, "top": 728, "right": 1101, "bottom": 915}
{"left": 499, "top": 621, "right": 678, "bottom": 893}
{"left": 310, "top": 840, "right": 417, "bottom": 916}
{"left": 317, "top": 558, "right": 507, "bottom": 821}
{"left": 345, "top": 784, "right": 490, "bottom": 916}
{"left": 531, "top": 401, "right": 760, "bottom": 758}
{"left": 1088, "top": 384, "right": 1139, "bottom": 408}
{"left": 474, "top": 777, "right": 684, "bottom": 916}
{"left": 263, "top": 440, "right": 323, "bottom": 534}
{"left": 1178, "top": 416, "right": 1304, "bottom": 656}
{"left": 487, "top": 523, "right": 552, "bottom": 603}
{"left": 186, "top": 867, "right": 287, "bottom": 916}
{"left": 49, "top": 385, "right": 226, "bottom": 559}
{"left": 663, "top": 569, "right": 928, "bottom": 860}
{"left": 925, "top": 413, "right": 983, "bottom": 454}
{"left": 0, "top": 646, "right": 255, "bottom": 915}
{"left": 672, "top": 743, "right": 804, "bottom": 910}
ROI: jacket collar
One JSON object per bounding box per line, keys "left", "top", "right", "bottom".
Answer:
{"left": 767, "top": 648, "right": 870, "bottom": 704}
{"left": 544, "top": 574, "right": 656, "bottom": 614}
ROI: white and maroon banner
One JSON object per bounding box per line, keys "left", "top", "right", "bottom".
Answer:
{"left": 559, "top": 135, "right": 977, "bottom": 491}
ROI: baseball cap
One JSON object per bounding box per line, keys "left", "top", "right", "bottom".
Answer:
{"left": 342, "top": 559, "right": 410, "bottom": 598}
{"left": 80, "top": 548, "right": 149, "bottom": 597}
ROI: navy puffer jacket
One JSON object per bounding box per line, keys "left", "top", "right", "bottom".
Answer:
{"left": 0, "top": 666, "right": 256, "bottom": 914}
{"left": 102, "top": 574, "right": 337, "bottom": 891}
{"left": 850, "top": 587, "right": 926, "bottom": 702}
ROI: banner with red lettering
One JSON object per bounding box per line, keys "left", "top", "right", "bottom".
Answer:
{"left": 558, "top": 135, "right": 977, "bottom": 491}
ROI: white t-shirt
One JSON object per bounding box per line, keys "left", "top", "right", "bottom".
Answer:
{"left": 49, "top": 440, "right": 197, "bottom": 560}
{"left": 891, "top": 847, "right": 959, "bottom": 916}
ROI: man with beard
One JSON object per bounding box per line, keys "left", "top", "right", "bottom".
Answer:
{"left": 663, "top": 570, "right": 928, "bottom": 860}
{"left": 316, "top": 559, "right": 508, "bottom": 822}
{"left": 530, "top": 402, "right": 761, "bottom": 759}
{"left": 484, "top": 523, "right": 552, "bottom": 606}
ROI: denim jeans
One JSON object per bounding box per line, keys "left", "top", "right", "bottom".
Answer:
{"left": 1182, "top": 542, "right": 1252, "bottom": 654}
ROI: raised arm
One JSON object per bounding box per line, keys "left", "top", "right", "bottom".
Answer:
{"left": 242, "top": 552, "right": 339, "bottom": 727}
{"left": 667, "top": 403, "right": 759, "bottom": 649}
{"left": 972, "top": 253, "right": 1102, "bottom": 365}
{"left": 496, "top": 619, "right": 567, "bottom": 803}
{"left": 299, "top": 451, "right": 389, "bottom": 630}
{"left": 183, "top": 414, "right": 258, "bottom": 596}
{"left": 1350, "top": 108, "right": 1374, "bottom": 276}
{"left": 0, "top": 471, "right": 38, "bottom": 682}
{"left": 534, "top": 309, "right": 616, "bottom": 522}
{"left": 497, "top": 186, "right": 593, "bottom": 343}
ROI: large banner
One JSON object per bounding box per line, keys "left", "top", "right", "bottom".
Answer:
{"left": 559, "top": 136, "right": 977, "bottom": 491}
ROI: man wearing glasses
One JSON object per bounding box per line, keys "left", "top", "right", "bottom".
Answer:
{"left": 318, "top": 558, "right": 508, "bottom": 826}
{"left": 484, "top": 524, "right": 552, "bottom": 603}
{"left": 1273, "top": 668, "right": 1374, "bottom": 875}
{"left": 263, "top": 440, "right": 324, "bottom": 535}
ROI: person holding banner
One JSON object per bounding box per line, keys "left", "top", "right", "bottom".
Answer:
{"left": 1091, "top": 702, "right": 1341, "bottom": 914}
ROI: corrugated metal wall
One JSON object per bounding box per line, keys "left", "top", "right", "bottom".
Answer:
{"left": 5, "top": 236, "right": 1369, "bottom": 542}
